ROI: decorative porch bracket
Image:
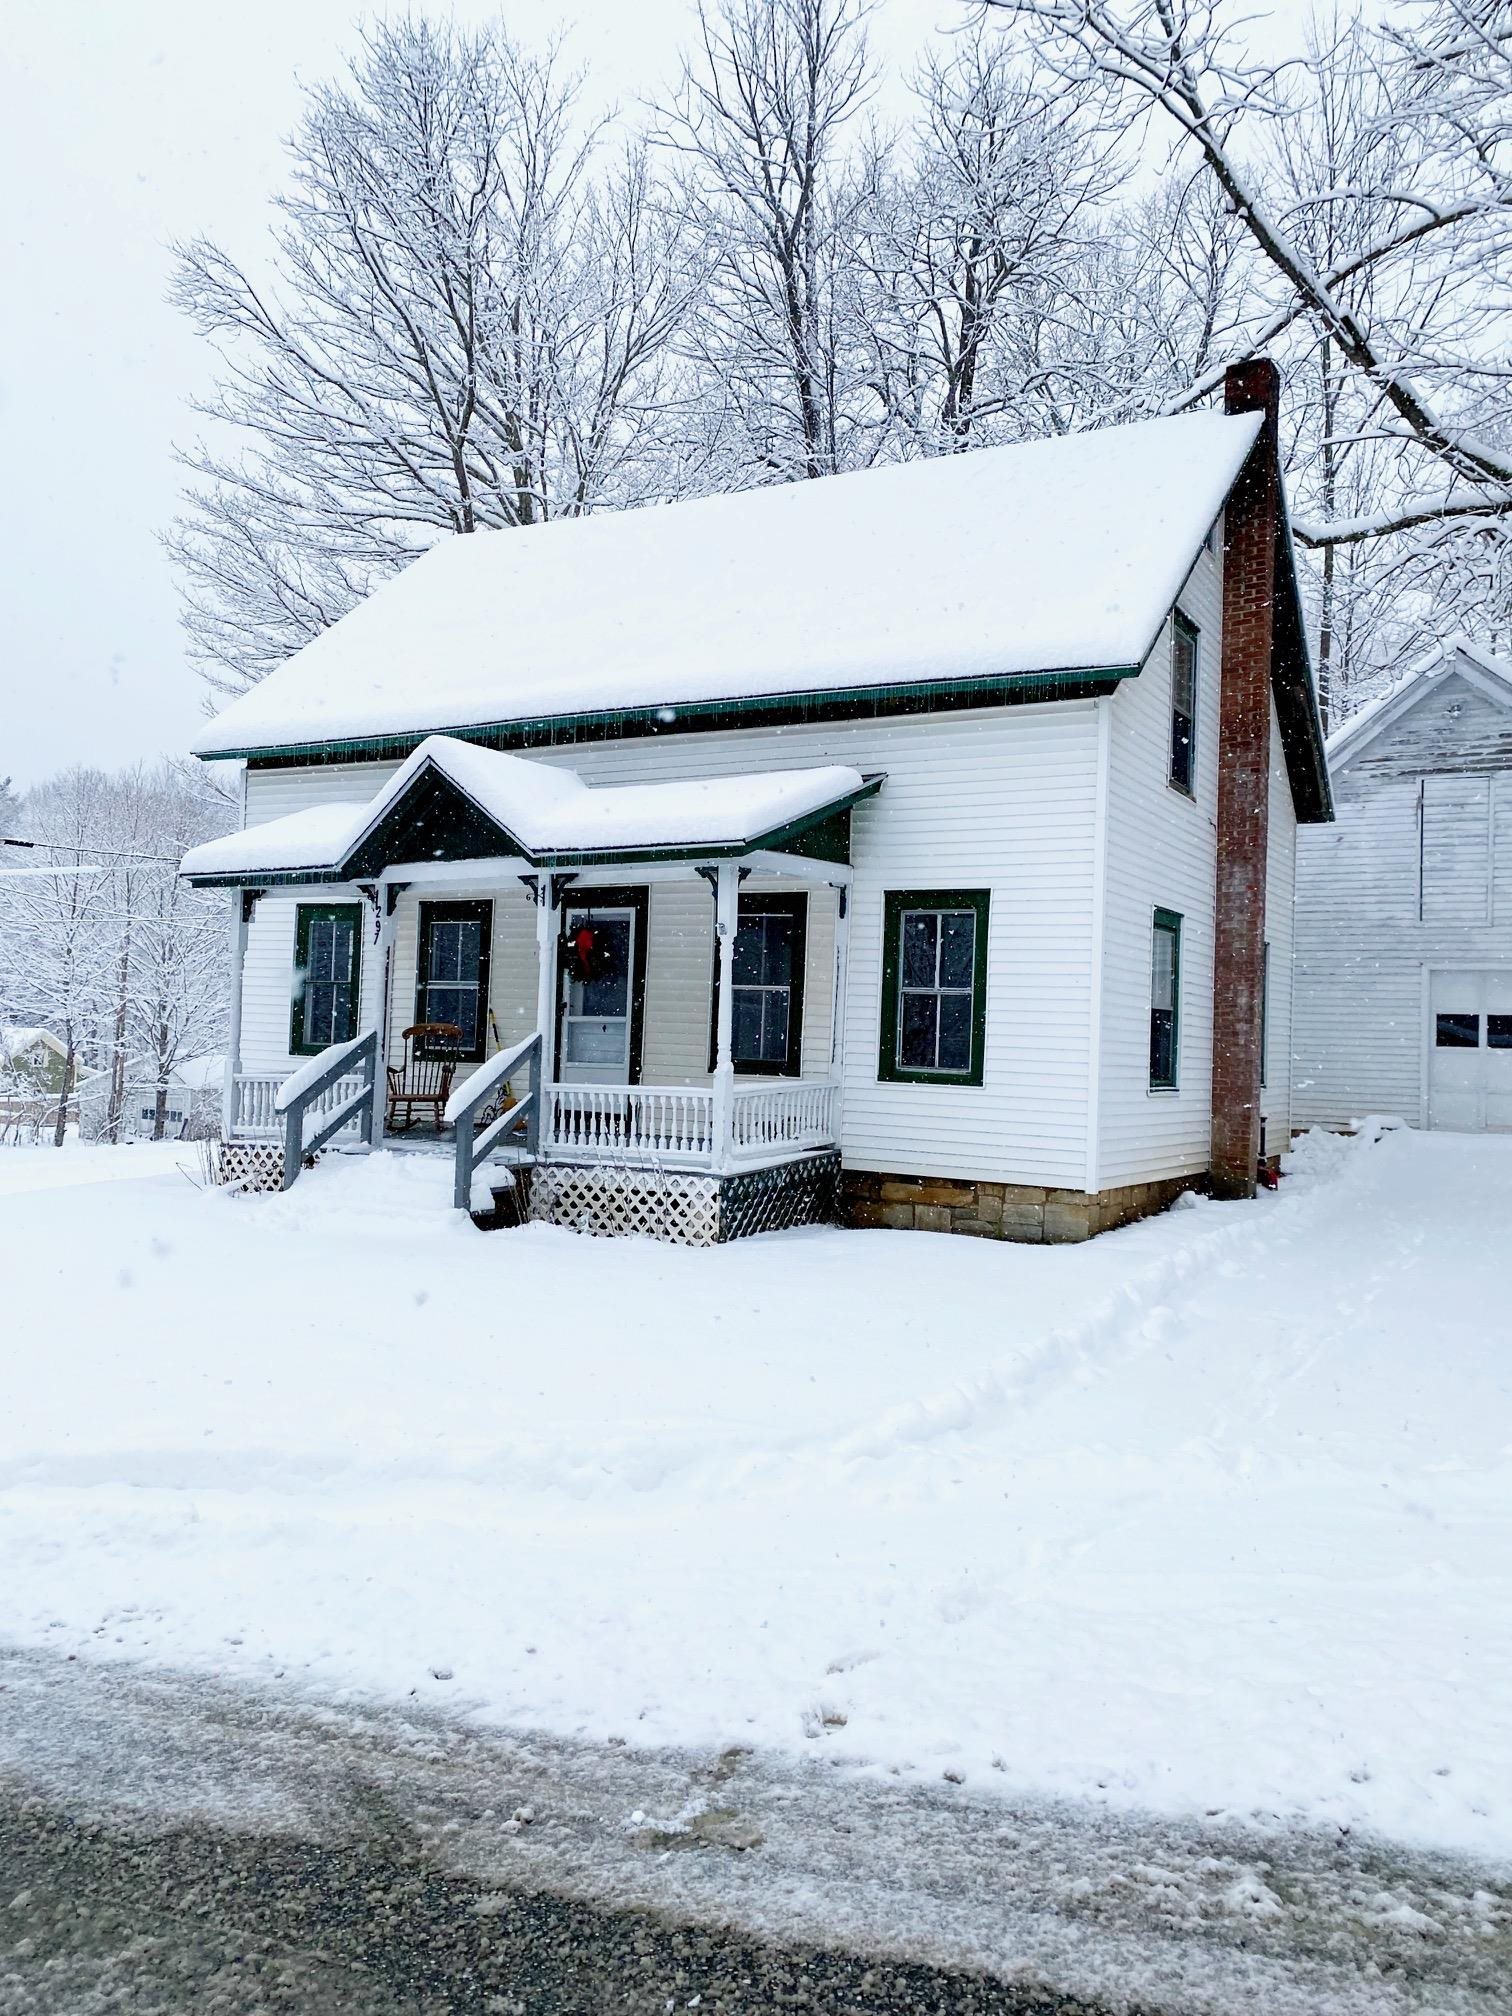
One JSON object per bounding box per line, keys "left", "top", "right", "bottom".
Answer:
{"left": 447, "top": 1030, "right": 544, "bottom": 1212}
{"left": 273, "top": 1027, "right": 378, "bottom": 1190}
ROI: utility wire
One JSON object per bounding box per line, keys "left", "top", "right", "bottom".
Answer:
{"left": 2, "top": 836, "right": 184, "bottom": 865}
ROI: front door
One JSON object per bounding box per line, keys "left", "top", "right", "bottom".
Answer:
{"left": 559, "top": 905, "right": 638, "bottom": 1084}
{"left": 1428, "top": 969, "right": 1512, "bottom": 1131}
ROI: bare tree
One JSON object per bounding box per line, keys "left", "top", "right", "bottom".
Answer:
{"left": 654, "top": 0, "right": 887, "bottom": 484}
{"left": 979, "top": 0, "right": 1512, "bottom": 547}
{"left": 3, "top": 772, "right": 116, "bottom": 1144}
{"left": 858, "top": 28, "right": 1133, "bottom": 452}
{"left": 169, "top": 17, "right": 694, "bottom": 696}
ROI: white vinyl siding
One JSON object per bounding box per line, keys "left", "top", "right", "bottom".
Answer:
{"left": 235, "top": 703, "right": 1102, "bottom": 1189}
{"left": 1293, "top": 665, "right": 1512, "bottom": 1131}
{"left": 1094, "top": 539, "right": 1224, "bottom": 1189}
{"left": 236, "top": 884, "right": 382, "bottom": 1075}
{"left": 1261, "top": 701, "right": 1297, "bottom": 1148}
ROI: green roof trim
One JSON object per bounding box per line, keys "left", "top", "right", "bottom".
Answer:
{"left": 209, "top": 666, "right": 1131, "bottom": 769}
{"left": 183, "top": 773, "right": 882, "bottom": 888}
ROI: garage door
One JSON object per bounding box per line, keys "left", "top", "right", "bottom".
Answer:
{"left": 1428, "top": 970, "right": 1512, "bottom": 1131}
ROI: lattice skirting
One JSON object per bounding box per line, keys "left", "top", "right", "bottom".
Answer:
{"left": 525, "top": 1153, "right": 840, "bottom": 1246}
{"left": 216, "top": 1141, "right": 286, "bottom": 1192}
{"left": 718, "top": 1152, "right": 840, "bottom": 1242}
{"left": 528, "top": 1163, "right": 720, "bottom": 1245}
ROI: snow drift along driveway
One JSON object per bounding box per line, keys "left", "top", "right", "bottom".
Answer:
{"left": 1, "top": 1127, "right": 1509, "bottom": 1861}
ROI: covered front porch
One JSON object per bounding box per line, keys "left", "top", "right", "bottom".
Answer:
{"left": 186, "top": 738, "right": 877, "bottom": 1242}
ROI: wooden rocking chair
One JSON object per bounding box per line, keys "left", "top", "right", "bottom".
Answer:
{"left": 386, "top": 1023, "right": 464, "bottom": 1134}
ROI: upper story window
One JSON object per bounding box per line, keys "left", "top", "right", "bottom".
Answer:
{"left": 291, "top": 904, "right": 362, "bottom": 1055}
{"left": 878, "top": 889, "right": 990, "bottom": 1086}
{"left": 1170, "top": 614, "right": 1198, "bottom": 795}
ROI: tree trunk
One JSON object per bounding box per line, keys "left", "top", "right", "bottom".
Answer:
{"left": 53, "top": 1033, "right": 74, "bottom": 1148}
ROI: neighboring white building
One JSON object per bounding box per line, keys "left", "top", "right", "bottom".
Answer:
{"left": 1294, "top": 639, "right": 1512, "bottom": 1134}
{"left": 77, "top": 1052, "right": 225, "bottom": 1141}
{"left": 181, "top": 363, "right": 1331, "bottom": 1242}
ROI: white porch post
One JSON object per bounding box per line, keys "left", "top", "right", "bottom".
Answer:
{"left": 712, "top": 861, "right": 738, "bottom": 1173}
{"left": 534, "top": 875, "right": 559, "bottom": 1137}
{"left": 368, "top": 890, "right": 398, "bottom": 1145}
{"left": 830, "top": 882, "right": 850, "bottom": 1079}
{"left": 222, "top": 890, "right": 249, "bottom": 1141}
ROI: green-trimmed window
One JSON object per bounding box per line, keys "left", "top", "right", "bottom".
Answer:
{"left": 416, "top": 900, "right": 492, "bottom": 1061}
{"left": 1150, "top": 908, "right": 1182, "bottom": 1089}
{"left": 1170, "top": 614, "right": 1198, "bottom": 794}
{"left": 291, "top": 904, "right": 362, "bottom": 1055}
{"left": 879, "top": 889, "right": 989, "bottom": 1085}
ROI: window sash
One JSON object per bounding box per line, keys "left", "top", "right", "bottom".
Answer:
{"left": 1171, "top": 617, "right": 1198, "bottom": 793}
{"left": 416, "top": 902, "right": 491, "bottom": 1061}
{"left": 292, "top": 905, "right": 361, "bottom": 1055}
{"left": 1150, "top": 910, "right": 1182, "bottom": 1088}
{"left": 879, "top": 891, "right": 989, "bottom": 1086}
{"left": 714, "top": 895, "right": 807, "bottom": 1076}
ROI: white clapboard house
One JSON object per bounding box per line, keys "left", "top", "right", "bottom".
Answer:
{"left": 1294, "top": 638, "right": 1512, "bottom": 1133}
{"left": 181, "top": 359, "right": 1330, "bottom": 1244}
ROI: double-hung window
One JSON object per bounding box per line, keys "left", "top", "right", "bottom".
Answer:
{"left": 1170, "top": 614, "right": 1198, "bottom": 794}
{"left": 291, "top": 904, "right": 362, "bottom": 1055}
{"left": 415, "top": 900, "right": 492, "bottom": 1061}
{"left": 714, "top": 894, "right": 807, "bottom": 1075}
{"left": 879, "top": 889, "right": 989, "bottom": 1086}
{"left": 1149, "top": 908, "right": 1182, "bottom": 1089}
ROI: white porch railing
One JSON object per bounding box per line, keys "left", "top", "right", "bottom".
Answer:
{"left": 546, "top": 1084, "right": 716, "bottom": 1165}
{"left": 230, "top": 1070, "right": 369, "bottom": 1142}
{"left": 230, "top": 1069, "right": 841, "bottom": 1176}
{"left": 729, "top": 1079, "right": 841, "bottom": 1165}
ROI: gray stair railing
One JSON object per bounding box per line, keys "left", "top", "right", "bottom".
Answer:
{"left": 447, "top": 1031, "right": 543, "bottom": 1212}
{"left": 273, "top": 1028, "right": 378, "bottom": 1190}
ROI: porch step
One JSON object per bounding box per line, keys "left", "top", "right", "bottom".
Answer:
{"left": 471, "top": 1166, "right": 533, "bottom": 1231}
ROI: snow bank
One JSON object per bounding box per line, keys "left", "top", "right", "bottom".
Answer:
{"left": 3, "top": 1125, "right": 1511, "bottom": 1861}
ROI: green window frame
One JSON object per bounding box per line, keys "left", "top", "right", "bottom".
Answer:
{"left": 290, "top": 904, "right": 363, "bottom": 1056}
{"left": 878, "top": 889, "right": 989, "bottom": 1086}
{"left": 415, "top": 900, "right": 493, "bottom": 1062}
{"left": 1149, "top": 907, "right": 1182, "bottom": 1090}
{"left": 1170, "top": 613, "right": 1198, "bottom": 795}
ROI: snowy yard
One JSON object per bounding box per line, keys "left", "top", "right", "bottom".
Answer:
{"left": 2, "top": 1127, "right": 1509, "bottom": 1865}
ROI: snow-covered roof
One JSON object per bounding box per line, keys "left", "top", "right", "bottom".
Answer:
{"left": 191, "top": 411, "right": 1264, "bottom": 760}
{"left": 181, "top": 737, "right": 876, "bottom": 882}
{"left": 1326, "top": 635, "right": 1512, "bottom": 767}
{"left": 1, "top": 1026, "right": 66, "bottom": 1060}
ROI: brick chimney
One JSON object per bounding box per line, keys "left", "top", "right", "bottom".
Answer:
{"left": 1210, "top": 358, "right": 1281, "bottom": 1200}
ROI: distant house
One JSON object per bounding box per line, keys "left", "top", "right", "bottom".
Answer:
{"left": 181, "top": 359, "right": 1330, "bottom": 1243}
{"left": 77, "top": 1052, "right": 225, "bottom": 1142}
{"left": 0, "top": 1026, "right": 73, "bottom": 1095}
{"left": 1294, "top": 639, "right": 1512, "bottom": 1132}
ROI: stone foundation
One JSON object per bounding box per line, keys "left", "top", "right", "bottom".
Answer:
{"left": 841, "top": 1168, "right": 1205, "bottom": 1243}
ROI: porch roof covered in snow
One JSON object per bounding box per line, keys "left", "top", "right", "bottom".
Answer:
{"left": 190, "top": 410, "right": 1271, "bottom": 766}
{"left": 179, "top": 736, "right": 880, "bottom": 886}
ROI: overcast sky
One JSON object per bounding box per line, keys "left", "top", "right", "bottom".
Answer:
{"left": 0, "top": 0, "right": 1312, "bottom": 793}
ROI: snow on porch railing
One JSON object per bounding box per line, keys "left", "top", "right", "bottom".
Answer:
{"left": 546, "top": 1084, "right": 715, "bottom": 1166}
{"left": 728, "top": 1078, "right": 840, "bottom": 1164}
{"left": 272, "top": 1028, "right": 379, "bottom": 1188}
{"left": 230, "top": 1069, "right": 368, "bottom": 1143}
{"left": 447, "top": 1031, "right": 543, "bottom": 1212}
